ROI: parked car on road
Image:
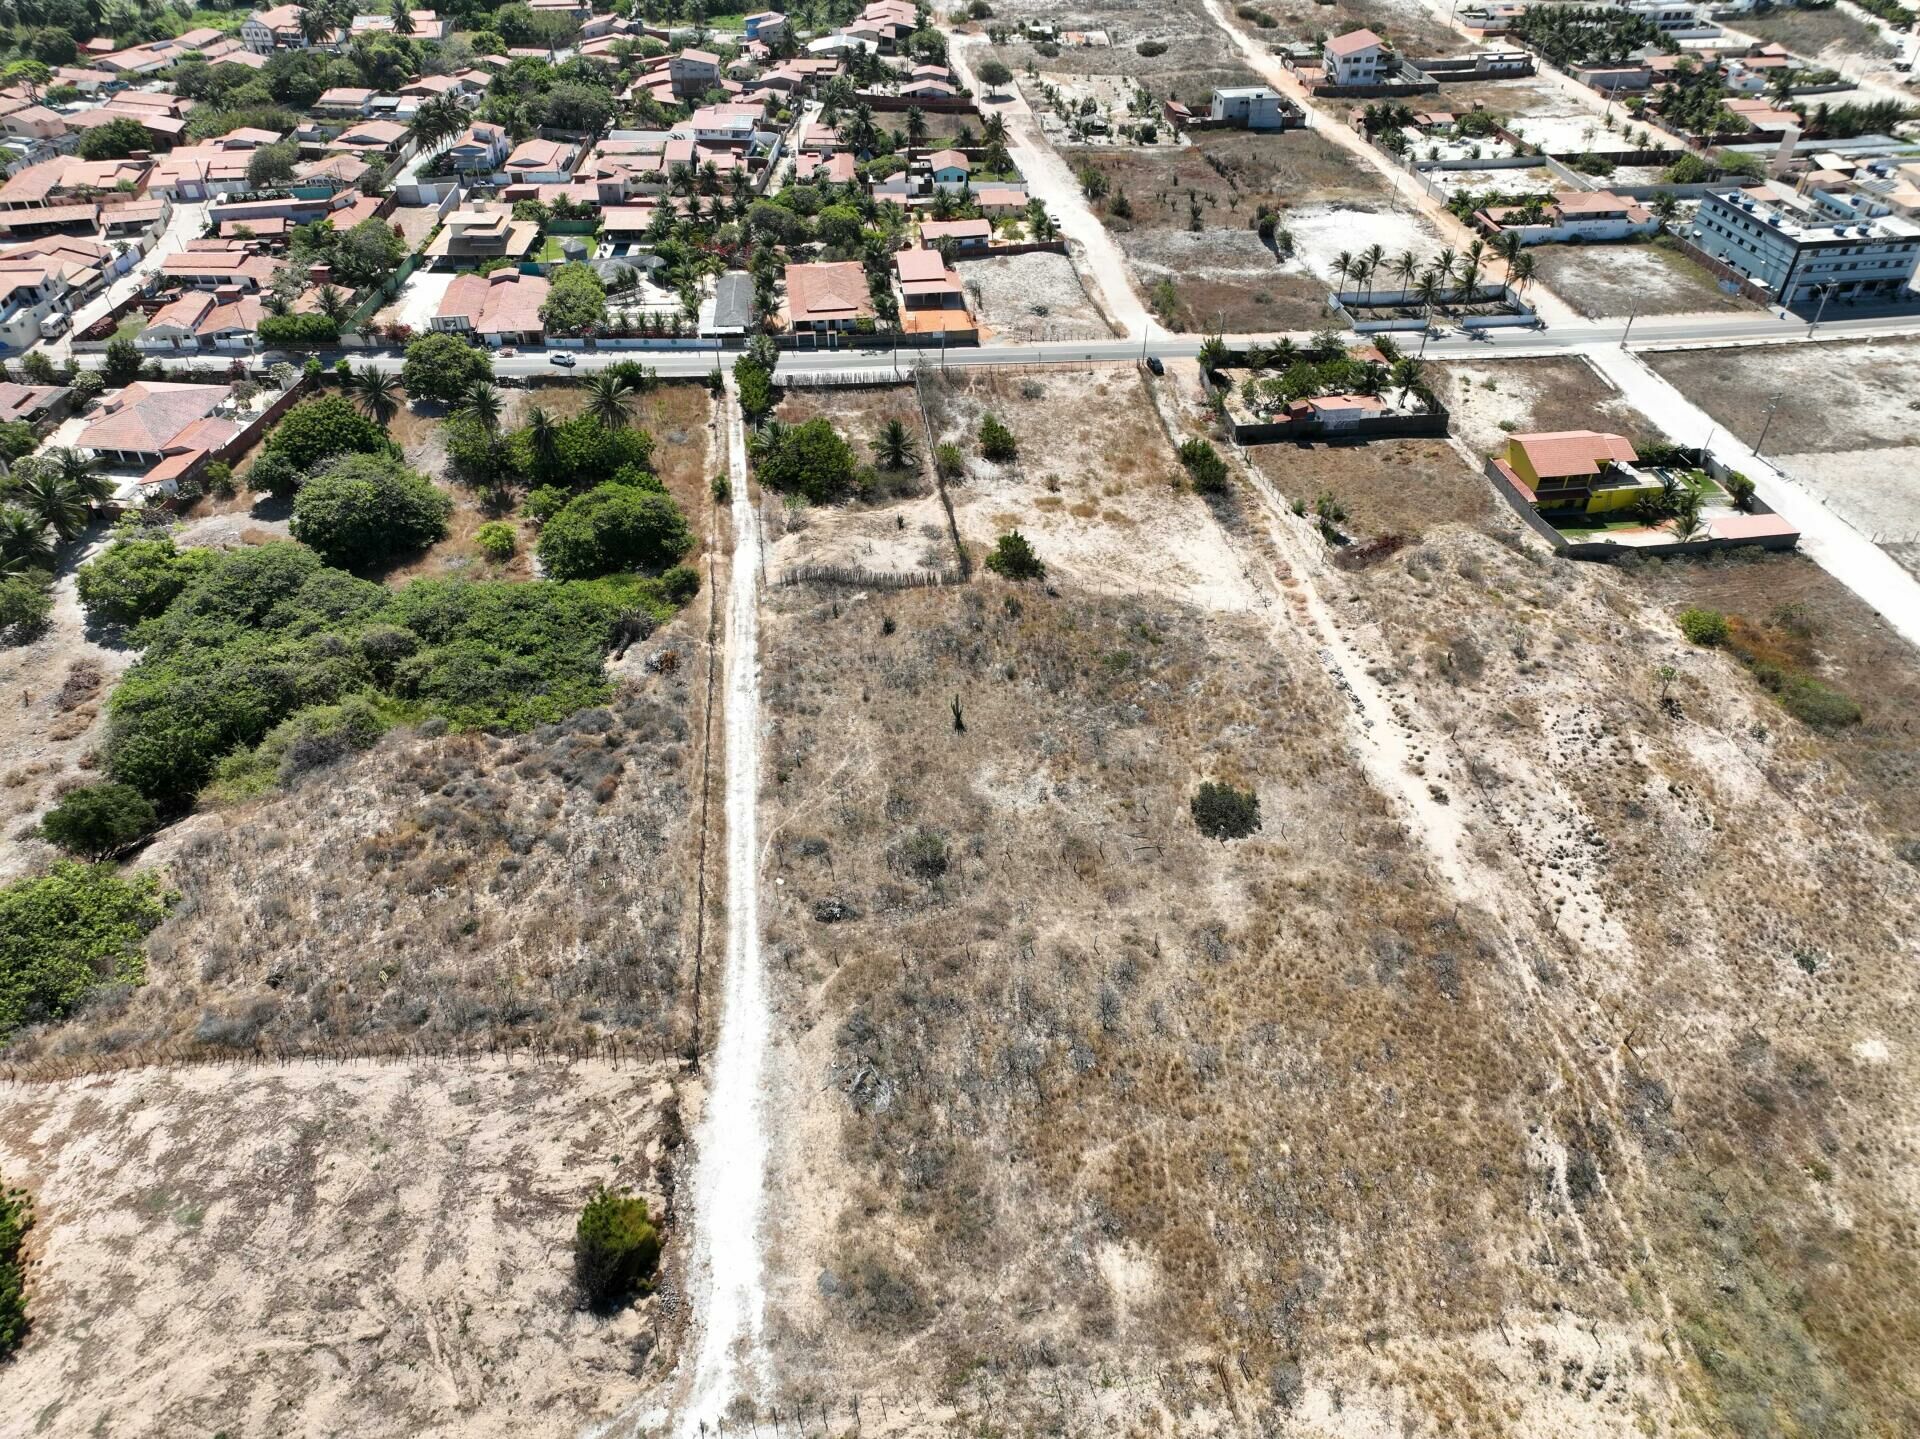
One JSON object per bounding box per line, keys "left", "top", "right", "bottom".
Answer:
{"left": 550, "top": 352, "right": 577, "bottom": 367}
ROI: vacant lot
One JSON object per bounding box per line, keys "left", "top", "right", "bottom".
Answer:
{"left": 0, "top": 1059, "right": 684, "bottom": 1439}
{"left": 1432, "top": 354, "right": 1657, "bottom": 454}
{"left": 959, "top": 249, "right": 1111, "bottom": 340}
{"left": 1726, "top": 5, "right": 1898, "bottom": 63}
{"left": 1646, "top": 337, "right": 1920, "bottom": 456}
{"left": 923, "top": 364, "right": 1263, "bottom": 610}
{"left": 1251, "top": 436, "right": 1501, "bottom": 539}
{"left": 1532, "top": 241, "right": 1754, "bottom": 319}
{"left": 1076, "top": 129, "right": 1439, "bottom": 330}
{"left": 980, "top": 0, "right": 1262, "bottom": 109}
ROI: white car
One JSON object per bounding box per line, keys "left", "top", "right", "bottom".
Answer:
{"left": 549, "top": 352, "right": 577, "bottom": 367}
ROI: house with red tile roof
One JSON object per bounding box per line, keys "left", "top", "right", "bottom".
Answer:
{"left": 78, "top": 381, "right": 237, "bottom": 474}
{"left": 137, "top": 287, "right": 265, "bottom": 354}
{"left": 433, "top": 269, "right": 551, "bottom": 346}
{"left": 784, "top": 259, "right": 873, "bottom": 333}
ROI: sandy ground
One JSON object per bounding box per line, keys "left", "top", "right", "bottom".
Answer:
{"left": 1644, "top": 337, "right": 1920, "bottom": 455}
{"left": 1768, "top": 446, "right": 1920, "bottom": 576}
{"left": 1425, "top": 164, "right": 1560, "bottom": 198}
{"left": 1532, "top": 243, "right": 1755, "bottom": 320}
{"left": 388, "top": 270, "right": 457, "bottom": 333}
{"left": 1432, "top": 354, "right": 1656, "bottom": 454}
{"left": 0, "top": 527, "right": 135, "bottom": 883}
{"left": 959, "top": 251, "right": 1110, "bottom": 341}
{"left": 927, "top": 364, "right": 1266, "bottom": 611}
{"left": 0, "top": 1059, "right": 681, "bottom": 1439}
{"left": 1282, "top": 202, "right": 1446, "bottom": 288}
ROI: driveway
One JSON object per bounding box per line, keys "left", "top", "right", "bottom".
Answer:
{"left": 388, "top": 269, "right": 457, "bottom": 333}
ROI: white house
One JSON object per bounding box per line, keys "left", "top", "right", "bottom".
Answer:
{"left": 1323, "top": 28, "right": 1388, "bottom": 87}
{"left": 1478, "top": 190, "right": 1661, "bottom": 245}
{"left": 1210, "top": 86, "right": 1289, "bottom": 130}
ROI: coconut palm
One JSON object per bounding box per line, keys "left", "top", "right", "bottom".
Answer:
{"left": 1358, "top": 242, "right": 1386, "bottom": 306}
{"left": 315, "top": 284, "right": 350, "bottom": 324}
{"left": 1391, "top": 249, "right": 1419, "bottom": 297}
{"left": 349, "top": 364, "right": 401, "bottom": 424}
{"left": 904, "top": 105, "right": 928, "bottom": 147}
{"left": 1332, "top": 249, "right": 1354, "bottom": 295}
{"left": 391, "top": 0, "right": 415, "bottom": 33}
{"left": 1667, "top": 487, "right": 1705, "bottom": 541}
{"left": 1414, "top": 268, "right": 1446, "bottom": 324}
{"left": 1511, "top": 252, "right": 1537, "bottom": 295}
{"left": 457, "top": 378, "right": 502, "bottom": 432}
{"left": 585, "top": 372, "right": 634, "bottom": 430}
{"left": 526, "top": 404, "right": 560, "bottom": 469}
{"left": 1389, "top": 356, "right": 1427, "bottom": 407}
{"left": 50, "top": 448, "right": 111, "bottom": 503}
{"left": 0, "top": 506, "right": 53, "bottom": 572}
{"left": 296, "top": 5, "right": 331, "bottom": 44}
{"left": 1197, "top": 333, "right": 1229, "bottom": 373}
{"left": 981, "top": 113, "right": 1007, "bottom": 146}
{"left": 1496, "top": 229, "right": 1524, "bottom": 270}
{"left": 873, "top": 417, "right": 916, "bottom": 471}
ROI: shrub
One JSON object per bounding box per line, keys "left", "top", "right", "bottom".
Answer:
{"left": 896, "top": 827, "right": 949, "bottom": 881}
{"left": 1137, "top": 37, "right": 1168, "bottom": 55}
{"left": 0, "top": 1180, "right": 29, "bottom": 1360}
{"left": 476, "top": 521, "right": 517, "bottom": 560}
{"left": 290, "top": 454, "right": 453, "bottom": 569}
{"left": 203, "top": 460, "right": 235, "bottom": 498}
{"left": 103, "top": 335, "right": 143, "bottom": 387}
{"left": 1177, "top": 437, "right": 1230, "bottom": 495}
{"left": 755, "top": 417, "right": 857, "bottom": 504}
{"left": 978, "top": 413, "right": 1018, "bottom": 462}
{"left": 0, "top": 861, "right": 170, "bottom": 1038}
{"left": 264, "top": 395, "right": 390, "bottom": 471}
{"left": 209, "top": 693, "right": 391, "bottom": 799}
{"left": 1722, "top": 470, "right": 1755, "bottom": 508}
{"left": 734, "top": 357, "right": 776, "bottom": 422}
{"left": 525, "top": 485, "right": 570, "bottom": 524}
{"left": 536, "top": 483, "right": 694, "bottom": 579}
{"left": 1677, "top": 607, "right": 1728, "bottom": 646}
{"left": 40, "top": 783, "right": 156, "bottom": 858}
{"left": 1749, "top": 664, "right": 1862, "bottom": 729}
{"left": 934, "top": 441, "right": 965, "bottom": 480}
{"left": 0, "top": 575, "right": 51, "bottom": 640}
{"left": 257, "top": 312, "right": 340, "bottom": 346}
{"left": 984, "top": 530, "right": 1044, "bottom": 581}
{"left": 660, "top": 564, "right": 700, "bottom": 604}
{"left": 574, "top": 1185, "right": 661, "bottom": 1308}
{"left": 1192, "top": 780, "right": 1261, "bottom": 840}
{"left": 402, "top": 333, "right": 494, "bottom": 404}
{"left": 76, "top": 537, "right": 212, "bottom": 628}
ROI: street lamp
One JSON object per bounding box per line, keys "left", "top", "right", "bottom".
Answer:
{"left": 1753, "top": 392, "right": 1783, "bottom": 458}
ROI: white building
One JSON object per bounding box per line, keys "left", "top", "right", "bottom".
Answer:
{"left": 1210, "top": 86, "right": 1290, "bottom": 130}
{"left": 1323, "top": 28, "right": 1388, "bottom": 87}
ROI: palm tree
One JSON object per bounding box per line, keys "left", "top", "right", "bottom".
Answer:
{"left": 905, "top": 105, "right": 928, "bottom": 147}
{"left": 11, "top": 470, "right": 94, "bottom": 541}
{"left": 1651, "top": 191, "right": 1679, "bottom": 226}
{"left": 0, "top": 506, "right": 53, "bottom": 573}
{"left": 1389, "top": 356, "right": 1426, "bottom": 406}
{"left": 1430, "top": 246, "right": 1456, "bottom": 292}
{"left": 527, "top": 405, "right": 560, "bottom": 469}
{"left": 1667, "top": 487, "right": 1705, "bottom": 541}
{"left": 391, "top": 0, "right": 415, "bottom": 33}
{"left": 1511, "top": 252, "right": 1537, "bottom": 296}
{"left": 349, "top": 364, "right": 401, "bottom": 424}
{"left": 981, "top": 113, "right": 1007, "bottom": 147}
{"left": 296, "top": 5, "right": 331, "bottom": 44}
{"left": 457, "top": 378, "right": 502, "bottom": 432}
{"left": 873, "top": 417, "right": 916, "bottom": 471}
{"left": 585, "top": 372, "right": 633, "bottom": 430}
{"left": 51, "top": 448, "right": 110, "bottom": 504}
{"left": 1414, "top": 268, "right": 1445, "bottom": 325}
{"left": 316, "top": 284, "right": 349, "bottom": 324}
{"left": 1391, "top": 249, "right": 1419, "bottom": 298}
{"left": 1496, "top": 229, "right": 1524, "bottom": 271}
{"left": 1027, "top": 200, "right": 1056, "bottom": 241}
{"left": 1358, "top": 242, "right": 1386, "bottom": 307}
{"left": 1197, "top": 333, "right": 1229, "bottom": 373}
{"left": 1332, "top": 249, "right": 1354, "bottom": 296}
{"left": 1455, "top": 239, "right": 1487, "bottom": 296}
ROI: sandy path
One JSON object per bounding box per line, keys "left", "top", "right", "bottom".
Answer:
{"left": 673, "top": 378, "right": 772, "bottom": 1432}
{"left": 943, "top": 31, "right": 1151, "bottom": 337}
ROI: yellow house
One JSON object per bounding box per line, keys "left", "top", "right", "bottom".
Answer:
{"left": 1496, "top": 429, "right": 1662, "bottom": 514}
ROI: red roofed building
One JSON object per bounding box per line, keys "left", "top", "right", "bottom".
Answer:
{"left": 433, "top": 269, "right": 551, "bottom": 346}
{"left": 784, "top": 259, "right": 872, "bottom": 333}
{"left": 78, "top": 381, "right": 237, "bottom": 475}
{"left": 1322, "top": 28, "right": 1388, "bottom": 86}
{"left": 1493, "top": 430, "right": 1661, "bottom": 512}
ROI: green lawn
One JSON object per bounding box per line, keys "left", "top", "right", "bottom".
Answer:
{"left": 111, "top": 314, "right": 146, "bottom": 341}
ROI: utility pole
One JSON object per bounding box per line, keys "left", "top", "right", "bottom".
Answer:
{"left": 1619, "top": 297, "right": 1638, "bottom": 349}
{"left": 1806, "top": 281, "right": 1834, "bottom": 337}
{"left": 1753, "top": 392, "right": 1782, "bottom": 457}
{"left": 1139, "top": 318, "right": 1150, "bottom": 362}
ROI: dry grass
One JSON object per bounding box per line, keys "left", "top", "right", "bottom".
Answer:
{"left": 1729, "top": 6, "right": 1897, "bottom": 61}
{"left": 0, "top": 1058, "right": 688, "bottom": 1439}
{"left": 1644, "top": 338, "right": 1920, "bottom": 456}
{"left": 1532, "top": 242, "right": 1755, "bottom": 320}
{"left": 1432, "top": 355, "right": 1657, "bottom": 454}
{"left": 1251, "top": 437, "right": 1502, "bottom": 539}
{"left": 5, "top": 665, "right": 709, "bottom": 1070}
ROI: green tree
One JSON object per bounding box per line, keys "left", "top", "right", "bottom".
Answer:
{"left": 0, "top": 861, "right": 170, "bottom": 1039}
{"left": 574, "top": 1185, "right": 661, "bottom": 1309}
{"left": 585, "top": 371, "right": 634, "bottom": 430}
{"left": 264, "top": 395, "right": 390, "bottom": 470}
{"left": 103, "top": 336, "right": 143, "bottom": 387}
{"left": 0, "top": 1178, "right": 30, "bottom": 1359}
{"left": 40, "top": 783, "right": 157, "bottom": 859}
{"left": 76, "top": 536, "right": 212, "bottom": 628}
{"left": 247, "top": 139, "right": 300, "bottom": 189}
{"left": 348, "top": 363, "right": 402, "bottom": 424}
{"left": 540, "top": 263, "right": 608, "bottom": 336}
{"left": 0, "top": 508, "right": 54, "bottom": 573}
{"left": 536, "top": 483, "right": 693, "bottom": 578}
{"left": 290, "top": 453, "right": 453, "bottom": 569}
{"left": 334, "top": 216, "right": 408, "bottom": 287}
{"left": 401, "top": 333, "right": 493, "bottom": 404}
{"left": 984, "top": 529, "right": 1044, "bottom": 581}
{"left": 457, "top": 378, "right": 503, "bottom": 433}
{"left": 977, "top": 57, "right": 1013, "bottom": 96}
{"left": 77, "top": 117, "right": 152, "bottom": 160}
{"left": 754, "top": 417, "right": 856, "bottom": 503}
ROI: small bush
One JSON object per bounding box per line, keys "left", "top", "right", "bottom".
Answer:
{"left": 1677, "top": 607, "right": 1728, "bottom": 646}
{"left": 984, "top": 530, "right": 1044, "bottom": 582}
{"left": 537, "top": 483, "right": 693, "bottom": 579}
{"left": 524, "top": 485, "right": 570, "bottom": 524}
{"left": 0, "top": 575, "right": 51, "bottom": 641}
{"left": 1137, "top": 37, "right": 1168, "bottom": 55}
{"left": 934, "top": 441, "right": 965, "bottom": 481}
{"left": 0, "top": 861, "right": 170, "bottom": 1038}
{"left": 1192, "top": 780, "right": 1261, "bottom": 840}
{"left": 660, "top": 564, "right": 700, "bottom": 604}
{"left": 76, "top": 537, "right": 212, "bottom": 628}
{"left": 1752, "top": 665, "right": 1861, "bottom": 730}
{"left": 475, "top": 521, "right": 517, "bottom": 561}
{"left": 0, "top": 1180, "right": 30, "bottom": 1360}
{"left": 978, "top": 414, "right": 1018, "bottom": 462}
{"left": 40, "top": 783, "right": 156, "bottom": 858}
{"left": 290, "top": 454, "right": 453, "bottom": 570}
{"left": 1722, "top": 470, "right": 1755, "bottom": 508}
{"left": 574, "top": 1185, "right": 661, "bottom": 1309}
{"left": 896, "top": 827, "right": 949, "bottom": 881}
{"left": 1177, "top": 437, "right": 1230, "bottom": 496}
